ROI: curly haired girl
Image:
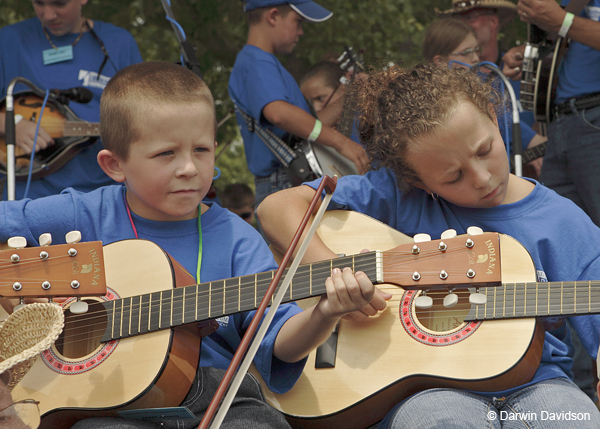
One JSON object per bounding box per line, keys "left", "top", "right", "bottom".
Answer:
{"left": 258, "top": 62, "right": 600, "bottom": 429}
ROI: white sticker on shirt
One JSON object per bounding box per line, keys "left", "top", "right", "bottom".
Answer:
{"left": 216, "top": 316, "right": 229, "bottom": 327}
{"left": 537, "top": 270, "right": 548, "bottom": 282}
{"left": 78, "top": 69, "right": 110, "bottom": 90}
{"left": 586, "top": 6, "right": 600, "bottom": 22}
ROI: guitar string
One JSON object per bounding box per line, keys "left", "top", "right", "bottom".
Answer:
{"left": 2, "top": 249, "right": 596, "bottom": 326}
{"left": 43, "top": 281, "right": 600, "bottom": 350}
{"left": 5, "top": 251, "right": 600, "bottom": 347}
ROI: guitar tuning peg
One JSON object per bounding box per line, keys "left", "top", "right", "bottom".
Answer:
{"left": 65, "top": 230, "right": 82, "bottom": 244}
{"left": 440, "top": 229, "right": 457, "bottom": 239}
{"left": 69, "top": 297, "right": 89, "bottom": 314}
{"left": 467, "top": 226, "right": 483, "bottom": 236}
{"left": 415, "top": 292, "right": 433, "bottom": 310}
{"left": 13, "top": 298, "right": 26, "bottom": 312}
{"left": 443, "top": 291, "right": 459, "bottom": 308}
{"left": 413, "top": 233, "right": 432, "bottom": 243}
{"left": 469, "top": 289, "right": 487, "bottom": 306}
{"left": 7, "top": 236, "right": 27, "bottom": 249}
{"left": 39, "top": 233, "right": 52, "bottom": 246}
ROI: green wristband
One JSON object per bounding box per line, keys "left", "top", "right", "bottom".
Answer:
{"left": 308, "top": 119, "right": 322, "bottom": 141}
{"left": 558, "top": 12, "right": 574, "bottom": 38}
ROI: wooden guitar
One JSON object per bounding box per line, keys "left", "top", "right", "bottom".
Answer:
{"left": 0, "top": 92, "right": 100, "bottom": 180}
{"left": 253, "top": 211, "right": 600, "bottom": 429}
{"left": 7, "top": 216, "right": 505, "bottom": 428}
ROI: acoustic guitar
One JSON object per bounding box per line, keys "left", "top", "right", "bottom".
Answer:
{"left": 253, "top": 211, "right": 600, "bottom": 429}
{"left": 0, "top": 92, "right": 100, "bottom": 180}
{"left": 6, "top": 213, "right": 504, "bottom": 428}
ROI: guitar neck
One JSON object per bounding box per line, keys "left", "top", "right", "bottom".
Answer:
{"left": 465, "top": 281, "right": 600, "bottom": 321}
{"left": 64, "top": 121, "right": 100, "bottom": 137}
{"left": 100, "top": 252, "right": 379, "bottom": 342}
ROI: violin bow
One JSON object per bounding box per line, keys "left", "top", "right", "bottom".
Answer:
{"left": 198, "top": 175, "right": 338, "bottom": 429}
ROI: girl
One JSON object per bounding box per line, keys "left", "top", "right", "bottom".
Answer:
{"left": 423, "top": 18, "right": 481, "bottom": 69}
{"left": 258, "top": 63, "right": 600, "bottom": 428}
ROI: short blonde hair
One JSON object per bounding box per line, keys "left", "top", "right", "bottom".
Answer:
{"left": 100, "top": 61, "right": 216, "bottom": 161}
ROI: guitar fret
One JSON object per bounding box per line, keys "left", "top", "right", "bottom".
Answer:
{"left": 130, "top": 296, "right": 140, "bottom": 336}
{"left": 139, "top": 294, "right": 149, "bottom": 334}
{"left": 171, "top": 288, "right": 184, "bottom": 326}
{"left": 121, "top": 297, "right": 132, "bottom": 337}
{"left": 149, "top": 292, "right": 161, "bottom": 331}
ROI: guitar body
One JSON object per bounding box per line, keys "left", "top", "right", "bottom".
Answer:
{"left": 8, "top": 240, "right": 201, "bottom": 429}
{"left": 0, "top": 92, "right": 100, "bottom": 180}
{"left": 255, "top": 211, "right": 544, "bottom": 429}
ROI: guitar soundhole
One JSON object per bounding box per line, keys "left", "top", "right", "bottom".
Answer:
{"left": 401, "top": 289, "right": 481, "bottom": 346}
{"left": 54, "top": 299, "right": 107, "bottom": 359}
{"left": 414, "top": 290, "right": 472, "bottom": 333}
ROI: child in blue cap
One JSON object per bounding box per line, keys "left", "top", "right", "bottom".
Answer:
{"left": 228, "top": 0, "right": 369, "bottom": 237}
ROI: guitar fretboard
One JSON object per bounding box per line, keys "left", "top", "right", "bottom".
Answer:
{"left": 100, "top": 252, "right": 379, "bottom": 342}
{"left": 465, "top": 281, "right": 600, "bottom": 321}
{"left": 64, "top": 121, "right": 100, "bottom": 136}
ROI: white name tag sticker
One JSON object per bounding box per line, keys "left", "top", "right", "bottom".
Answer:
{"left": 117, "top": 407, "right": 196, "bottom": 421}
{"left": 43, "top": 45, "right": 73, "bottom": 65}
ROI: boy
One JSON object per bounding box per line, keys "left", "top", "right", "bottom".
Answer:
{"left": 228, "top": 0, "right": 369, "bottom": 222}
{"left": 258, "top": 63, "right": 600, "bottom": 428}
{"left": 220, "top": 183, "right": 256, "bottom": 225}
{"left": 0, "top": 61, "right": 381, "bottom": 428}
{"left": 300, "top": 61, "right": 345, "bottom": 115}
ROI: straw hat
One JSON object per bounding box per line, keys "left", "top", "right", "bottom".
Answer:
{"left": 0, "top": 303, "right": 64, "bottom": 391}
{"left": 435, "top": 0, "right": 518, "bottom": 28}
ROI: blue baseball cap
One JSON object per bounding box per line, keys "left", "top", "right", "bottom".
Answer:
{"left": 243, "top": 0, "right": 333, "bottom": 23}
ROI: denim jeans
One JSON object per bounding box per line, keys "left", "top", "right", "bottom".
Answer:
{"left": 386, "top": 378, "right": 600, "bottom": 428}
{"left": 540, "top": 104, "right": 600, "bottom": 226}
{"left": 70, "top": 367, "right": 291, "bottom": 429}
{"left": 254, "top": 169, "right": 292, "bottom": 242}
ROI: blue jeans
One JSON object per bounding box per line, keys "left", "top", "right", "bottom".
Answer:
{"left": 386, "top": 378, "right": 600, "bottom": 428}
{"left": 254, "top": 169, "right": 292, "bottom": 242}
{"left": 540, "top": 104, "right": 600, "bottom": 226}
{"left": 70, "top": 367, "right": 291, "bottom": 429}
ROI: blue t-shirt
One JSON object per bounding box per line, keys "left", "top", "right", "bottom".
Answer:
{"left": 0, "top": 185, "right": 305, "bottom": 393}
{"left": 556, "top": 0, "right": 600, "bottom": 101}
{"left": 228, "top": 45, "right": 311, "bottom": 177}
{"left": 0, "top": 18, "right": 143, "bottom": 199}
{"left": 305, "top": 169, "right": 600, "bottom": 395}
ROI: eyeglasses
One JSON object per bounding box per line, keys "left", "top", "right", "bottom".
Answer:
{"left": 449, "top": 46, "right": 482, "bottom": 57}
{"left": 0, "top": 399, "right": 41, "bottom": 429}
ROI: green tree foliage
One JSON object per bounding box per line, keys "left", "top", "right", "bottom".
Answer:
{"left": 1, "top": 0, "right": 526, "bottom": 194}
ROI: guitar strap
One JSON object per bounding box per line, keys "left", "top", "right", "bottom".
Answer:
{"left": 234, "top": 105, "right": 297, "bottom": 168}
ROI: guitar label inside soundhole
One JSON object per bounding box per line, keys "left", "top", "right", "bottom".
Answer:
{"left": 401, "top": 289, "right": 481, "bottom": 346}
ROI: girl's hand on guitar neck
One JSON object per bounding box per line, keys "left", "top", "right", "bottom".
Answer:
{"left": 15, "top": 119, "right": 54, "bottom": 154}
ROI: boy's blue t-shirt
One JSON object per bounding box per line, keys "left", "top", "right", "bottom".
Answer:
{"left": 228, "top": 45, "right": 312, "bottom": 177}
{"left": 0, "top": 18, "right": 143, "bottom": 199}
{"left": 305, "top": 169, "right": 600, "bottom": 396}
{"left": 0, "top": 185, "right": 305, "bottom": 393}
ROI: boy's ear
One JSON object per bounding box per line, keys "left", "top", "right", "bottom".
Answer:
{"left": 97, "top": 149, "right": 126, "bottom": 183}
{"left": 432, "top": 55, "right": 445, "bottom": 66}
{"left": 265, "top": 7, "right": 280, "bottom": 26}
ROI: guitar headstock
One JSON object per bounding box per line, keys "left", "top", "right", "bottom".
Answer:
{"left": 0, "top": 237, "right": 106, "bottom": 299}
{"left": 381, "top": 229, "right": 501, "bottom": 291}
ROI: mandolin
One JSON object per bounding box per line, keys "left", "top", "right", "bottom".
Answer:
{"left": 0, "top": 92, "right": 100, "bottom": 180}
